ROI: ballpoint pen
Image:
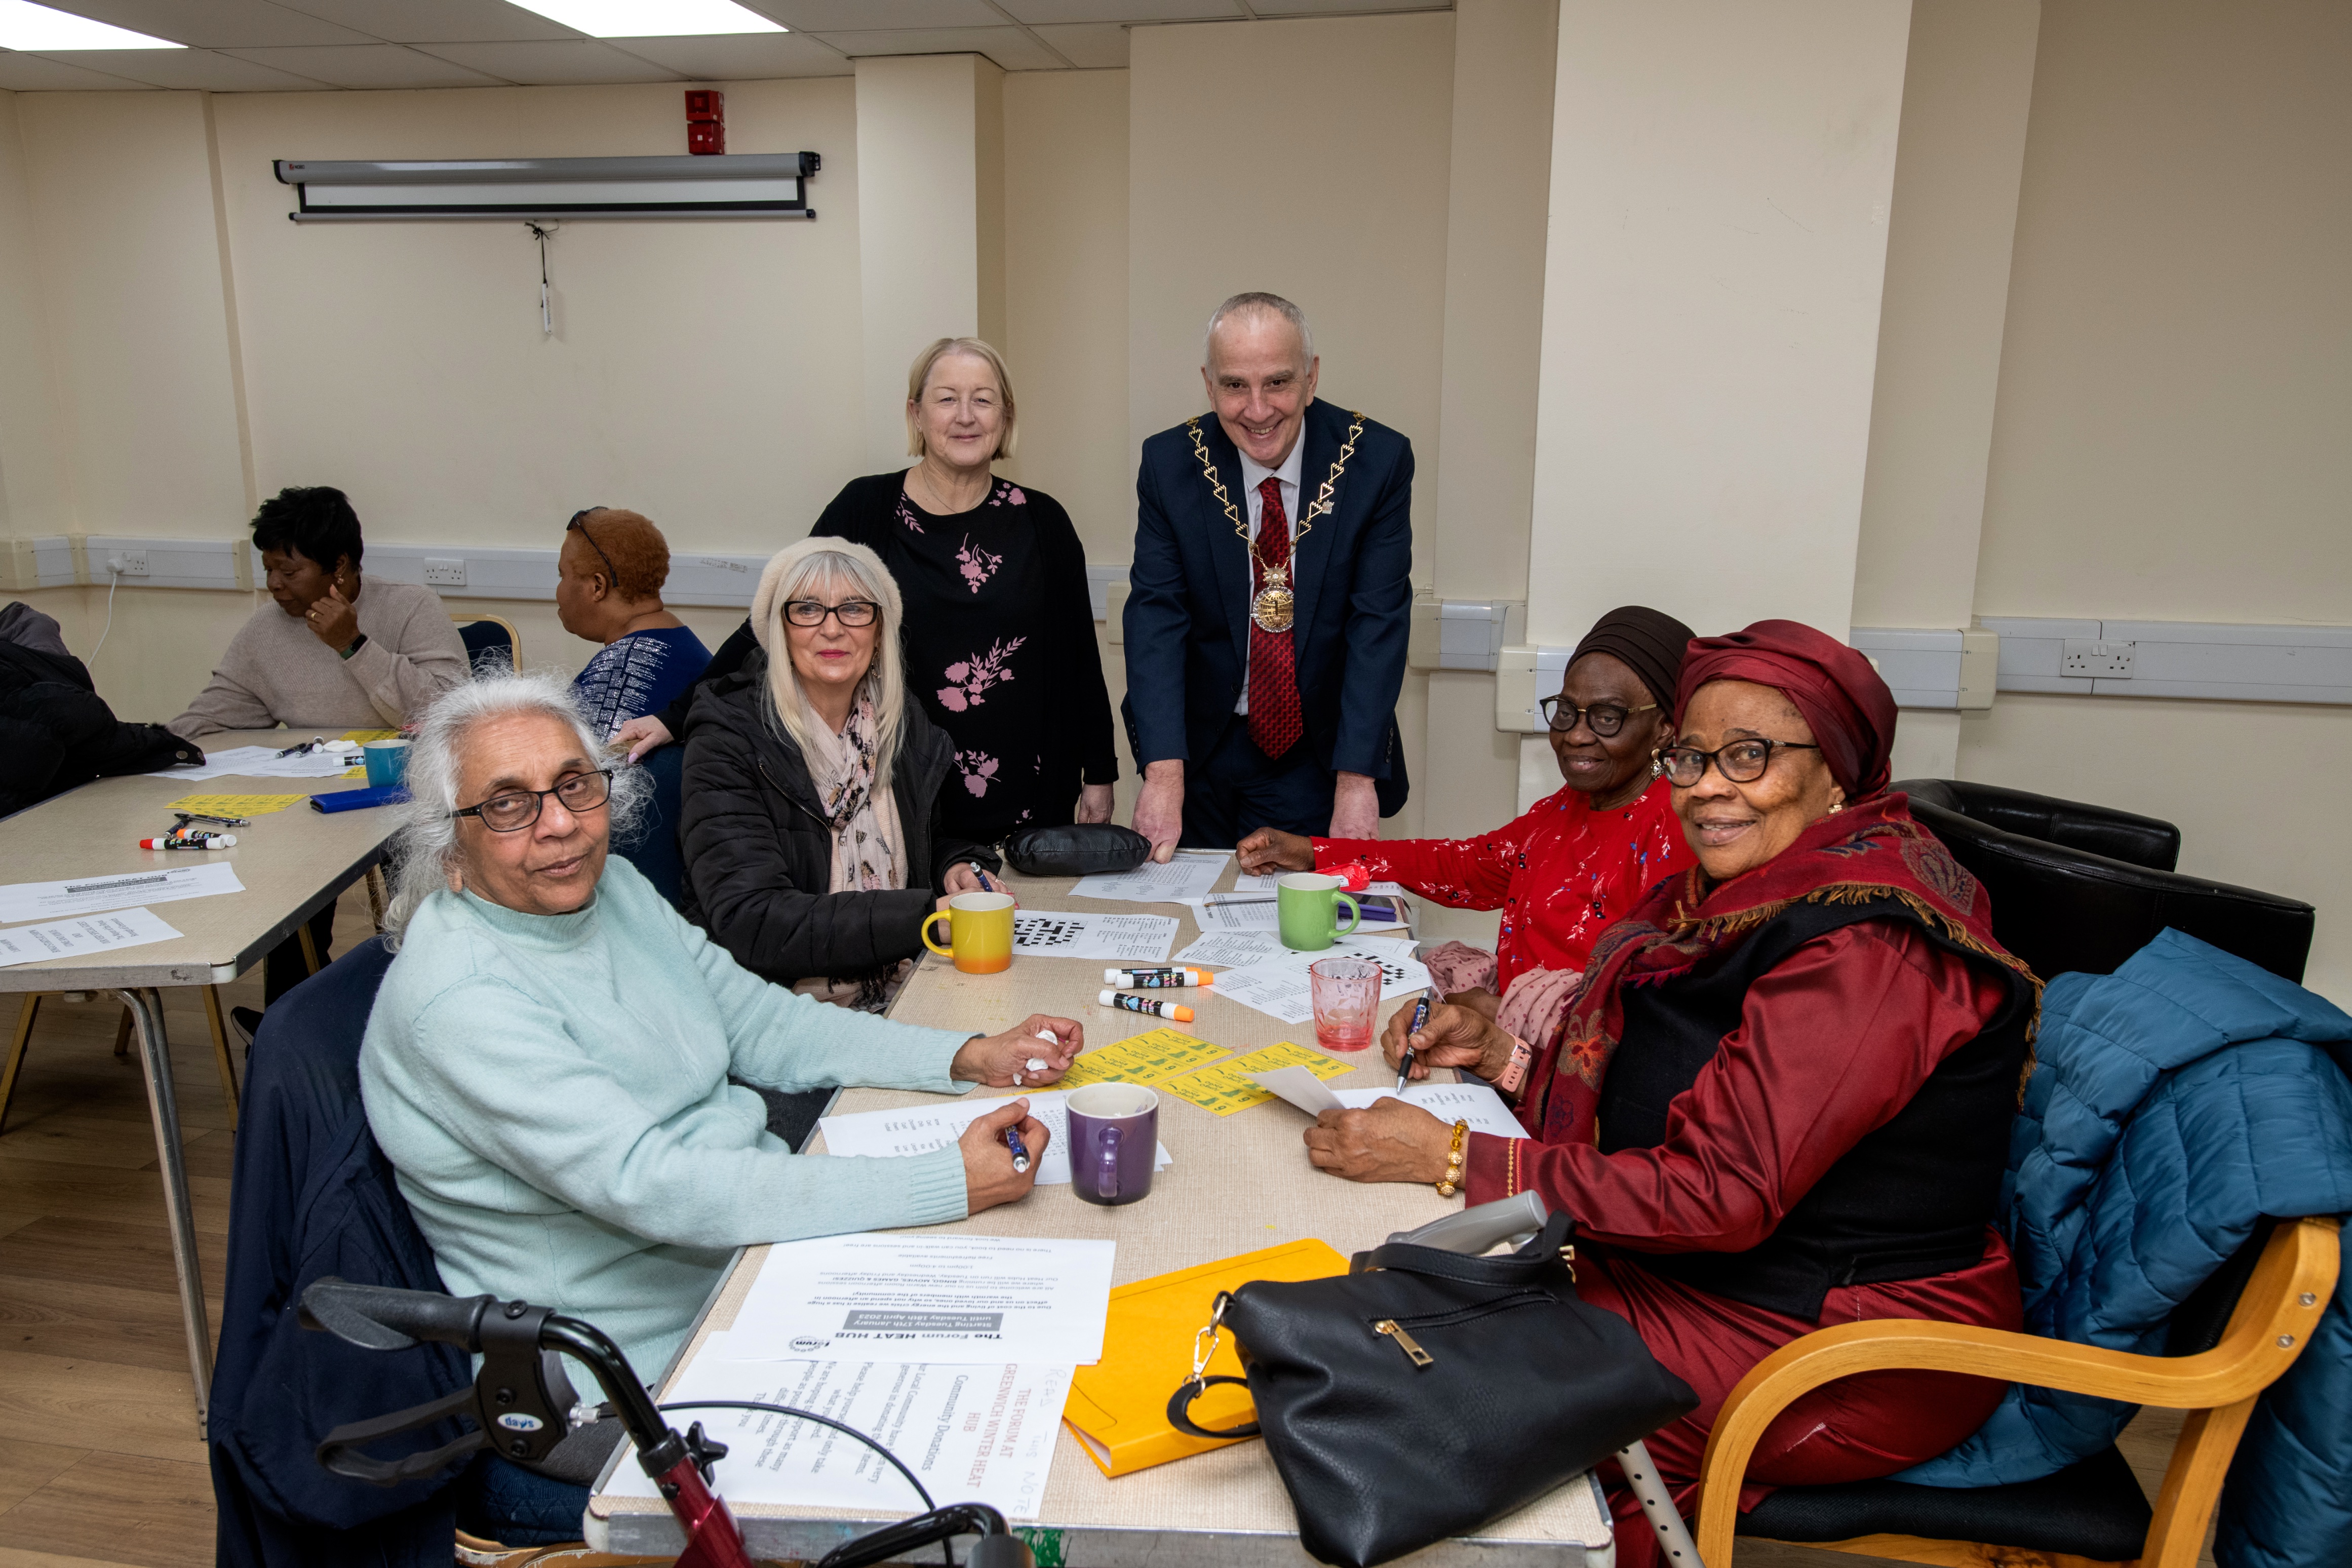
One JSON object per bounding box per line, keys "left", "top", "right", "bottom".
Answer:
{"left": 1004, "top": 1118, "right": 1032, "bottom": 1174}
{"left": 1396, "top": 991, "right": 1433, "bottom": 1093}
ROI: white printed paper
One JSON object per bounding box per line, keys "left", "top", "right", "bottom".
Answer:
{"left": 1209, "top": 940, "right": 1433, "bottom": 1025}
{"left": 1011, "top": 910, "right": 1178, "bottom": 963}
{"left": 816, "top": 1090, "right": 1171, "bottom": 1191}
{"left": 1072, "top": 849, "right": 1231, "bottom": 904}
{"left": 0, "top": 861, "right": 245, "bottom": 924}
{"left": 142, "top": 742, "right": 361, "bottom": 782}
{"left": 1171, "top": 930, "right": 1289, "bottom": 968}
{"left": 1186, "top": 896, "right": 1279, "bottom": 932}
{"left": 714, "top": 1233, "right": 1116, "bottom": 1366}
{"left": 0, "top": 906, "right": 183, "bottom": 967}
{"left": 606, "top": 1346, "right": 1070, "bottom": 1519}
{"left": 1231, "top": 872, "right": 1409, "bottom": 896}
{"left": 1242, "top": 1069, "right": 1528, "bottom": 1140}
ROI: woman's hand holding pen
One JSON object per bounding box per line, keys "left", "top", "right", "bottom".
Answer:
{"left": 937, "top": 861, "right": 1018, "bottom": 911}
{"left": 1383, "top": 1002, "right": 1515, "bottom": 1084}
{"left": 959, "top": 1098, "right": 1049, "bottom": 1211}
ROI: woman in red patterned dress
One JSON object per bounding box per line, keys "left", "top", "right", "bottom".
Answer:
{"left": 1238, "top": 605, "right": 1695, "bottom": 1040}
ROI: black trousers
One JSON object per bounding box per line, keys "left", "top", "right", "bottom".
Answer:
{"left": 261, "top": 906, "right": 337, "bottom": 1004}
{"left": 1179, "top": 717, "right": 1338, "bottom": 846}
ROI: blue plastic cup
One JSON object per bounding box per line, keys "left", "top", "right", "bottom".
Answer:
{"left": 363, "top": 738, "right": 411, "bottom": 790}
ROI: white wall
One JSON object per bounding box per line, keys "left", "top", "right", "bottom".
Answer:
{"left": 0, "top": 91, "right": 70, "bottom": 544}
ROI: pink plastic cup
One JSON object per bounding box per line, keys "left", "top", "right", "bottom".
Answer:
{"left": 1309, "top": 956, "right": 1382, "bottom": 1052}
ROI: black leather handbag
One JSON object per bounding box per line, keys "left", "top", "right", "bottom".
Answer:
{"left": 1000, "top": 823, "right": 1152, "bottom": 877}
{"left": 1168, "top": 1213, "right": 1697, "bottom": 1568}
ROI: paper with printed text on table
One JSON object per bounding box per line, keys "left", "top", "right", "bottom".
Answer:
{"left": 1244, "top": 1069, "right": 1530, "bottom": 1141}
{"left": 1230, "top": 871, "right": 1409, "bottom": 896}
{"left": 715, "top": 1234, "right": 1116, "bottom": 1366}
{"left": 1161, "top": 1041, "right": 1353, "bottom": 1116}
{"left": 142, "top": 743, "right": 363, "bottom": 782}
{"left": 0, "top": 861, "right": 244, "bottom": 924}
{"left": 605, "top": 1340, "right": 1071, "bottom": 1519}
{"left": 0, "top": 906, "right": 184, "bottom": 966}
{"left": 816, "top": 1090, "right": 1171, "bottom": 1189}
{"left": 1209, "top": 939, "right": 1434, "bottom": 1025}
{"left": 1010, "top": 909, "right": 1178, "bottom": 963}
{"left": 1055, "top": 1027, "right": 1230, "bottom": 1088}
{"left": 1071, "top": 848, "right": 1231, "bottom": 904}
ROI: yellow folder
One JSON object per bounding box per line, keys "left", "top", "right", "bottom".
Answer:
{"left": 1063, "top": 1238, "right": 1350, "bottom": 1478}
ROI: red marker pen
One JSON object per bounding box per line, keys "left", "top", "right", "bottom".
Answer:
{"left": 140, "top": 832, "right": 236, "bottom": 850}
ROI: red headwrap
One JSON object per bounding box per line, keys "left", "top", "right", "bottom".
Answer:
{"left": 1673, "top": 619, "right": 1898, "bottom": 797}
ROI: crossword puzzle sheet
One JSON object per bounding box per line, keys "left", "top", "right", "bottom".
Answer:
{"left": 1055, "top": 1027, "right": 1231, "bottom": 1089}
{"left": 1210, "top": 940, "right": 1434, "bottom": 1026}
{"left": 1162, "top": 1042, "right": 1353, "bottom": 1117}
{"left": 1010, "top": 910, "right": 1179, "bottom": 963}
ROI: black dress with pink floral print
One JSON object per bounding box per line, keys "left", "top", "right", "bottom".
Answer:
{"left": 811, "top": 471, "right": 1118, "bottom": 843}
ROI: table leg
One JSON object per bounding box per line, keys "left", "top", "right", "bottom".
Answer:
{"left": 200, "top": 987, "right": 241, "bottom": 1130}
{"left": 116, "top": 986, "right": 213, "bottom": 1426}
{"left": 297, "top": 922, "right": 323, "bottom": 976}
{"left": 365, "top": 864, "right": 388, "bottom": 932}
{"left": 0, "top": 993, "right": 42, "bottom": 1134}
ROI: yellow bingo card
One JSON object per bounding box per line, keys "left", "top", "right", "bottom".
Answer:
{"left": 1163, "top": 1042, "right": 1351, "bottom": 1116}
{"left": 340, "top": 728, "right": 401, "bottom": 742}
{"left": 166, "top": 793, "right": 308, "bottom": 816}
{"left": 1056, "top": 1028, "right": 1231, "bottom": 1089}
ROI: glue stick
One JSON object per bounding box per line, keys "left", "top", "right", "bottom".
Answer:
{"left": 1099, "top": 989, "right": 1193, "bottom": 1023}
{"left": 1104, "top": 966, "right": 1212, "bottom": 989}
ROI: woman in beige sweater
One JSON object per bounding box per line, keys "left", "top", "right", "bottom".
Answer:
{"left": 169, "top": 486, "right": 467, "bottom": 740}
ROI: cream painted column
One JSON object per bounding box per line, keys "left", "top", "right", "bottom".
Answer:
{"left": 1527, "top": 0, "right": 1913, "bottom": 649}
{"left": 1854, "top": 0, "right": 2041, "bottom": 780}
{"left": 855, "top": 53, "right": 1006, "bottom": 470}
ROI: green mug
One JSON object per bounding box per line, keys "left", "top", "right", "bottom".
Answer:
{"left": 1276, "top": 872, "right": 1361, "bottom": 951}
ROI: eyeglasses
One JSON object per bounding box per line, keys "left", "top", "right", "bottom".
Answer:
{"left": 566, "top": 507, "right": 620, "bottom": 586}
{"left": 1658, "top": 739, "right": 1821, "bottom": 788}
{"left": 452, "top": 769, "right": 613, "bottom": 833}
{"left": 1538, "top": 697, "right": 1657, "bottom": 737}
{"left": 784, "top": 599, "right": 881, "bottom": 628}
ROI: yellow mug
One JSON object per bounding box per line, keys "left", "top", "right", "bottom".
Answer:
{"left": 922, "top": 891, "right": 1015, "bottom": 974}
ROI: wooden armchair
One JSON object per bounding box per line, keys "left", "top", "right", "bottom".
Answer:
{"left": 1694, "top": 1215, "right": 2341, "bottom": 1568}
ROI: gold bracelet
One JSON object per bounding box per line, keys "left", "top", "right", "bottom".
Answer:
{"left": 1435, "top": 1119, "right": 1469, "bottom": 1197}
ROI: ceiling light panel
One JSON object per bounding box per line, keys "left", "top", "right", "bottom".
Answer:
{"left": 0, "top": 0, "right": 180, "bottom": 49}
{"left": 508, "top": 0, "right": 782, "bottom": 36}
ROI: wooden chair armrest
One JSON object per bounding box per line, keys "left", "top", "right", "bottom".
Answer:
{"left": 1693, "top": 1216, "right": 2340, "bottom": 1567}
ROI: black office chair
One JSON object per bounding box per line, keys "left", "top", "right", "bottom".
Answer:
{"left": 1896, "top": 778, "right": 2315, "bottom": 984}
{"left": 455, "top": 615, "right": 518, "bottom": 676}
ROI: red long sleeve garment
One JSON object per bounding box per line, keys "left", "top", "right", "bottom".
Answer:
{"left": 1314, "top": 776, "right": 1683, "bottom": 989}
{"left": 1467, "top": 921, "right": 2024, "bottom": 1567}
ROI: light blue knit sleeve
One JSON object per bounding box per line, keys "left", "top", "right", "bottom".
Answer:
{"left": 382, "top": 973, "right": 969, "bottom": 1250}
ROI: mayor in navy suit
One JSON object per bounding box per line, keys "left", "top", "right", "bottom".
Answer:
{"left": 1123, "top": 292, "right": 1411, "bottom": 858}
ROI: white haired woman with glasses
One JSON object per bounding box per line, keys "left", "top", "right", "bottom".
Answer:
{"left": 360, "top": 671, "right": 1075, "bottom": 1406}
{"left": 677, "top": 536, "right": 1000, "bottom": 1011}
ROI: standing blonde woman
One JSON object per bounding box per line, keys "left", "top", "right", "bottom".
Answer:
{"left": 621, "top": 338, "right": 1117, "bottom": 843}
{"left": 678, "top": 538, "right": 998, "bottom": 1010}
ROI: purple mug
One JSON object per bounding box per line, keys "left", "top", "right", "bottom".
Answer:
{"left": 1066, "top": 1083, "right": 1159, "bottom": 1207}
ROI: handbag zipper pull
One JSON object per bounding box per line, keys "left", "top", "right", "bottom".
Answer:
{"left": 1373, "top": 1319, "right": 1434, "bottom": 1367}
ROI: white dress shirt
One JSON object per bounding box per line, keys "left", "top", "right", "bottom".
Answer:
{"left": 1232, "top": 434, "right": 1305, "bottom": 715}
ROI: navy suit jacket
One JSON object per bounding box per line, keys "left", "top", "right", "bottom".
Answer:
{"left": 1123, "top": 399, "right": 1413, "bottom": 809}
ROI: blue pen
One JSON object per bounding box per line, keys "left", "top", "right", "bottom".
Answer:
{"left": 968, "top": 861, "right": 999, "bottom": 894}
{"left": 1004, "top": 1117, "right": 1031, "bottom": 1174}
{"left": 1395, "top": 992, "right": 1433, "bottom": 1093}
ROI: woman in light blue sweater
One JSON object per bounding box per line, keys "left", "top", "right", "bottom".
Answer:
{"left": 359, "top": 673, "right": 1076, "bottom": 1394}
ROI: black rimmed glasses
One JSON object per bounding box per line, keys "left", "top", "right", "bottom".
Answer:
{"left": 1658, "top": 739, "right": 1821, "bottom": 788}
{"left": 452, "top": 769, "right": 614, "bottom": 833}
{"left": 783, "top": 599, "right": 881, "bottom": 628}
{"left": 566, "top": 507, "right": 621, "bottom": 585}
{"left": 1538, "top": 697, "right": 1657, "bottom": 737}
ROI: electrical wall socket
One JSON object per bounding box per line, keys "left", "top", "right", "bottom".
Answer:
{"left": 2062, "top": 638, "right": 2135, "bottom": 677}
{"left": 106, "top": 550, "right": 149, "bottom": 576}
{"left": 423, "top": 557, "right": 467, "bottom": 587}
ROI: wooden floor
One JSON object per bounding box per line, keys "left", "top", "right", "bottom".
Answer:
{"left": 0, "top": 885, "right": 2210, "bottom": 1568}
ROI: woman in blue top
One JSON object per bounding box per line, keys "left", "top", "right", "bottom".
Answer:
{"left": 557, "top": 506, "right": 712, "bottom": 739}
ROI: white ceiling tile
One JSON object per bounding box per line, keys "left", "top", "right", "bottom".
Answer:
{"left": 415, "top": 39, "right": 685, "bottom": 84}
{"left": 35, "top": 46, "right": 333, "bottom": 89}
{"left": 606, "top": 32, "right": 850, "bottom": 79}
{"left": 48, "top": 0, "right": 377, "bottom": 48}
{"left": 754, "top": 1, "right": 1002, "bottom": 30}
{"left": 1026, "top": 22, "right": 1128, "bottom": 67}
{"left": 271, "top": 1, "right": 587, "bottom": 44}
{"left": 218, "top": 43, "right": 509, "bottom": 87}
{"left": 1001, "top": 1, "right": 1237, "bottom": 21}
{"left": 814, "top": 26, "right": 1062, "bottom": 71}
{"left": 1248, "top": 0, "right": 1451, "bottom": 14}
{"left": 0, "top": 50, "right": 152, "bottom": 88}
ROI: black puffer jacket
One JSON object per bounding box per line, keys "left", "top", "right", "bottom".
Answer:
{"left": 678, "top": 652, "right": 999, "bottom": 986}
{"left": 1, "top": 640, "right": 201, "bottom": 817}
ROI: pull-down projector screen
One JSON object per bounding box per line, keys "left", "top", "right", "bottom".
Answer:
{"left": 274, "top": 153, "right": 819, "bottom": 221}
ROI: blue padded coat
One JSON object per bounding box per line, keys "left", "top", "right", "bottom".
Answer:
{"left": 1896, "top": 929, "right": 2352, "bottom": 1568}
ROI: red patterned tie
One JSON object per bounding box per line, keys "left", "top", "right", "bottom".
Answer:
{"left": 1248, "top": 477, "right": 1304, "bottom": 758}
